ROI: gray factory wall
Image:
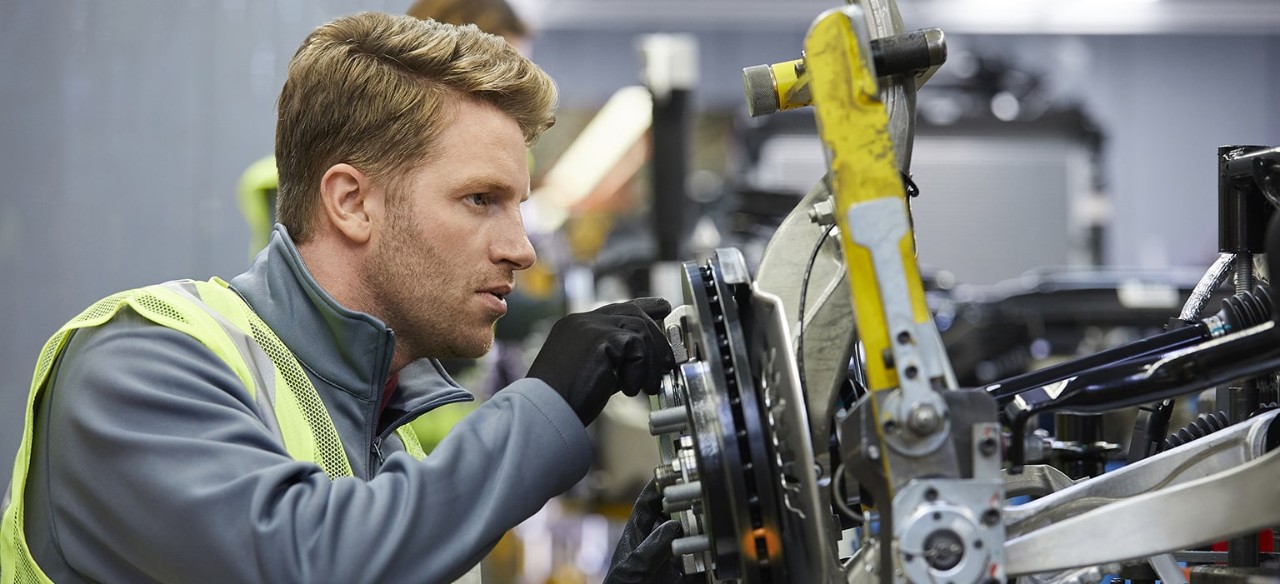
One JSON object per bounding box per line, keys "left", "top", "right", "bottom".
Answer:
{"left": 0, "top": 0, "right": 410, "bottom": 490}
{"left": 1, "top": 2, "right": 1279, "bottom": 489}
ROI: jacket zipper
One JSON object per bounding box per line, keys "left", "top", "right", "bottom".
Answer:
{"left": 370, "top": 391, "right": 475, "bottom": 467}
{"left": 369, "top": 329, "right": 397, "bottom": 475}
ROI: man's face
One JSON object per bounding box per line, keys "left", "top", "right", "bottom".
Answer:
{"left": 363, "top": 98, "right": 535, "bottom": 361}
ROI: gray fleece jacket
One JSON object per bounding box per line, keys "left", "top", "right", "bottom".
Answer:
{"left": 20, "top": 225, "right": 592, "bottom": 583}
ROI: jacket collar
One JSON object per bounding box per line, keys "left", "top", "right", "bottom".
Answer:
{"left": 229, "top": 225, "right": 468, "bottom": 410}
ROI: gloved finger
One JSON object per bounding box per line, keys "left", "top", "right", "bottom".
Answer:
{"left": 625, "top": 309, "right": 676, "bottom": 394}
{"left": 604, "top": 519, "right": 686, "bottom": 584}
{"left": 637, "top": 475, "right": 664, "bottom": 507}
{"left": 594, "top": 301, "right": 672, "bottom": 360}
{"left": 629, "top": 477, "right": 668, "bottom": 534}
{"left": 605, "top": 327, "right": 649, "bottom": 397}
{"left": 604, "top": 314, "right": 671, "bottom": 396}
{"left": 605, "top": 520, "right": 686, "bottom": 584}
{"left": 628, "top": 299, "right": 675, "bottom": 366}
{"left": 632, "top": 519, "right": 684, "bottom": 562}
{"left": 631, "top": 297, "right": 673, "bottom": 322}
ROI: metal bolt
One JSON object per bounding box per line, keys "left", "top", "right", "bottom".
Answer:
{"left": 904, "top": 365, "right": 919, "bottom": 379}
{"left": 672, "top": 534, "right": 712, "bottom": 556}
{"left": 654, "top": 464, "right": 681, "bottom": 488}
{"left": 897, "top": 330, "right": 913, "bottom": 345}
{"left": 808, "top": 198, "right": 836, "bottom": 225}
{"left": 981, "top": 508, "right": 1001, "bottom": 527}
{"left": 923, "top": 529, "right": 965, "bottom": 571}
{"left": 662, "top": 480, "right": 703, "bottom": 514}
{"left": 979, "top": 436, "right": 999, "bottom": 457}
{"left": 867, "top": 444, "right": 881, "bottom": 461}
{"left": 649, "top": 405, "right": 690, "bottom": 435}
{"left": 907, "top": 404, "right": 942, "bottom": 436}
{"left": 924, "top": 488, "right": 939, "bottom": 502}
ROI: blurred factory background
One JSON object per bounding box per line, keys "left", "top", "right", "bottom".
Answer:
{"left": 3, "top": 0, "right": 1280, "bottom": 580}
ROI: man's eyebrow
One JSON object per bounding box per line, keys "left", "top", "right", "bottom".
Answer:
{"left": 454, "top": 177, "right": 518, "bottom": 194}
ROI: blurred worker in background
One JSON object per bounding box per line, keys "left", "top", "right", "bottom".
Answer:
{"left": 407, "top": 0, "right": 531, "bottom": 51}
{"left": 1, "top": 12, "right": 677, "bottom": 583}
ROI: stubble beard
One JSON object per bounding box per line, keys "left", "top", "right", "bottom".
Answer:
{"left": 364, "top": 210, "right": 496, "bottom": 362}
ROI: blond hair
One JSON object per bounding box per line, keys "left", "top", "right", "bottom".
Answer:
{"left": 275, "top": 11, "right": 556, "bottom": 242}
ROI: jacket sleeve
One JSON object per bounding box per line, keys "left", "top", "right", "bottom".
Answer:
{"left": 28, "top": 309, "right": 592, "bottom": 584}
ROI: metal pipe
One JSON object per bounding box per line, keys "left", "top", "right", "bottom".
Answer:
{"left": 1005, "top": 321, "right": 1280, "bottom": 470}
{"left": 1179, "top": 253, "right": 1236, "bottom": 322}
{"left": 986, "top": 324, "right": 1211, "bottom": 403}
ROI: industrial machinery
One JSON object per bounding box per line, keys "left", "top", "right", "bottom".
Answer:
{"left": 646, "top": 1, "right": 1280, "bottom": 583}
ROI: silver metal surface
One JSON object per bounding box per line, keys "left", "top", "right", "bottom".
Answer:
{"left": 1006, "top": 408, "right": 1278, "bottom": 538}
{"left": 1236, "top": 253, "right": 1256, "bottom": 295}
{"left": 853, "top": 0, "right": 916, "bottom": 170}
{"left": 649, "top": 406, "right": 690, "bottom": 435}
{"left": 1005, "top": 410, "right": 1280, "bottom": 575}
{"left": 846, "top": 197, "right": 951, "bottom": 454}
{"left": 895, "top": 479, "right": 1007, "bottom": 584}
{"left": 844, "top": 537, "right": 883, "bottom": 584}
{"left": 742, "top": 63, "right": 779, "bottom": 118}
{"left": 1003, "top": 465, "right": 1076, "bottom": 499}
{"left": 1179, "top": 253, "right": 1236, "bottom": 322}
{"left": 664, "top": 304, "right": 694, "bottom": 363}
{"left": 1149, "top": 554, "right": 1188, "bottom": 584}
{"left": 673, "top": 534, "right": 713, "bottom": 556}
{"left": 1015, "top": 563, "right": 1121, "bottom": 584}
{"left": 754, "top": 178, "right": 856, "bottom": 485}
{"left": 653, "top": 328, "right": 712, "bottom": 577}
{"left": 809, "top": 197, "right": 836, "bottom": 226}
{"left": 749, "top": 284, "right": 844, "bottom": 583}
{"left": 971, "top": 423, "right": 1003, "bottom": 479}
{"left": 662, "top": 480, "right": 702, "bottom": 513}
{"left": 914, "top": 28, "right": 946, "bottom": 86}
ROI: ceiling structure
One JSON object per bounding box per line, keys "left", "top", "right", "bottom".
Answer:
{"left": 523, "top": 0, "right": 1280, "bottom": 35}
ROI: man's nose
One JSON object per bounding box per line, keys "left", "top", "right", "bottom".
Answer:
{"left": 496, "top": 219, "right": 537, "bottom": 270}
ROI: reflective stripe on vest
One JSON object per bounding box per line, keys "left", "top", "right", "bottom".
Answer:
{"left": 1, "top": 278, "right": 426, "bottom": 583}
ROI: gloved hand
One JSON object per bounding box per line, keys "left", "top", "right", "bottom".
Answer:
{"left": 527, "top": 297, "right": 675, "bottom": 425}
{"left": 604, "top": 478, "right": 693, "bottom": 584}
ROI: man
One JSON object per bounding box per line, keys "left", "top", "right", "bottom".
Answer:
{"left": 1, "top": 13, "right": 674, "bottom": 583}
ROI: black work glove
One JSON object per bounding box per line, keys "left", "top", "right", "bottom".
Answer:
{"left": 527, "top": 297, "right": 675, "bottom": 425}
{"left": 604, "top": 478, "right": 694, "bottom": 584}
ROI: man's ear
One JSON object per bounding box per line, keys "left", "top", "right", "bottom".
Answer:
{"left": 318, "top": 163, "right": 381, "bottom": 245}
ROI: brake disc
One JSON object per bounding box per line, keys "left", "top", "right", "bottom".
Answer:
{"left": 653, "top": 249, "right": 789, "bottom": 582}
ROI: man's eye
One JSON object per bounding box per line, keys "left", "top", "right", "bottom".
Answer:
{"left": 467, "top": 194, "right": 489, "bottom": 206}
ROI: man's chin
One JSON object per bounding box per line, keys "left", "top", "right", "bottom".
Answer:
{"left": 445, "top": 335, "right": 495, "bottom": 360}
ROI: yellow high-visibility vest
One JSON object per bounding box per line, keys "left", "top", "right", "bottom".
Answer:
{"left": 1, "top": 278, "right": 426, "bottom": 583}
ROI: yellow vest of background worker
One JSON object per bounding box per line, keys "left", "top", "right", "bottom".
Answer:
{"left": 0, "top": 278, "right": 431, "bottom": 583}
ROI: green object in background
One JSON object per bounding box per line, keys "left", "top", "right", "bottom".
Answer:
{"left": 409, "top": 401, "right": 479, "bottom": 453}
{"left": 237, "top": 155, "right": 279, "bottom": 257}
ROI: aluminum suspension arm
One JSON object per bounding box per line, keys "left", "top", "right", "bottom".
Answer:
{"left": 1004, "top": 409, "right": 1280, "bottom": 576}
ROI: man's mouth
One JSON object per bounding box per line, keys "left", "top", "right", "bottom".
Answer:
{"left": 479, "top": 284, "right": 514, "bottom": 306}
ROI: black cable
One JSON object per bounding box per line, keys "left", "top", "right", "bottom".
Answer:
{"left": 797, "top": 223, "right": 838, "bottom": 394}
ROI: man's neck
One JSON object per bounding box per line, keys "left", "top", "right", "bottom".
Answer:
{"left": 297, "top": 236, "right": 412, "bottom": 374}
